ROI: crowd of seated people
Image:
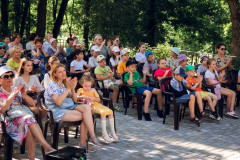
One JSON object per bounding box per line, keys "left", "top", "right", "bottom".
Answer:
{"left": 0, "top": 32, "right": 240, "bottom": 159}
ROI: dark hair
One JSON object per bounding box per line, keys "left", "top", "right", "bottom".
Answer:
{"left": 35, "top": 37, "right": 43, "bottom": 44}
{"left": 79, "top": 74, "right": 95, "bottom": 86}
{"left": 216, "top": 43, "right": 226, "bottom": 49}
{"left": 74, "top": 49, "right": 84, "bottom": 59}
{"left": 29, "top": 33, "right": 38, "bottom": 41}
{"left": 112, "top": 36, "right": 119, "bottom": 41}
{"left": 67, "top": 38, "right": 74, "bottom": 44}
{"left": 157, "top": 58, "right": 166, "bottom": 64}
{"left": 138, "top": 42, "right": 145, "bottom": 48}
{"left": 12, "top": 33, "right": 21, "bottom": 42}
{"left": 18, "top": 57, "right": 33, "bottom": 76}
{"left": 4, "top": 36, "right": 10, "bottom": 40}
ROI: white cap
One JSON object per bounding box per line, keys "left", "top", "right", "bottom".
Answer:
{"left": 0, "top": 66, "right": 13, "bottom": 77}
{"left": 49, "top": 38, "right": 57, "bottom": 45}
{"left": 120, "top": 49, "right": 130, "bottom": 56}
{"left": 96, "top": 55, "right": 106, "bottom": 62}
{"left": 91, "top": 45, "right": 100, "bottom": 52}
{"left": 112, "top": 46, "right": 120, "bottom": 52}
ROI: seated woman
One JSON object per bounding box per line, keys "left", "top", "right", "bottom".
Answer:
{"left": 44, "top": 63, "right": 102, "bottom": 151}
{"left": 47, "top": 38, "right": 67, "bottom": 64}
{"left": 0, "top": 66, "right": 54, "bottom": 159}
{"left": 6, "top": 46, "right": 22, "bottom": 72}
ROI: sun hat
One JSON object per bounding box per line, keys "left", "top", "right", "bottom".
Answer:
{"left": 91, "top": 45, "right": 100, "bottom": 52}
{"left": 49, "top": 38, "right": 57, "bottom": 45}
{"left": 145, "top": 50, "right": 153, "bottom": 58}
{"left": 178, "top": 54, "right": 188, "bottom": 62}
{"left": 170, "top": 47, "right": 180, "bottom": 55}
{"left": 0, "top": 66, "right": 13, "bottom": 77}
{"left": 173, "top": 66, "right": 187, "bottom": 77}
{"left": 185, "top": 65, "right": 195, "bottom": 72}
{"left": 112, "top": 46, "right": 120, "bottom": 53}
{"left": 120, "top": 49, "right": 130, "bottom": 56}
{"left": 96, "top": 55, "right": 106, "bottom": 62}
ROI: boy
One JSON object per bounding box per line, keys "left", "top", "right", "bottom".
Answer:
{"left": 94, "top": 55, "right": 121, "bottom": 111}
{"left": 178, "top": 54, "right": 188, "bottom": 69}
{"left": 185, "top": 65, "right": 221, "bottom": 121}
{"left": 88, "top": 45, "right": 100, "bottom": 67}
{"left": 66, "top": 38, "right": 74, "bottom": 56}
{"left": 124, "top": 59, "right": 164, "bottom": 121}
{"left": 169, "top": 66, "right": 201, "bottom": 125}
{"left": 143, "top": 50, "right": 158, "bottom": 82}
{"left": 117, "top": 49, "right": 130, "bottom": 76}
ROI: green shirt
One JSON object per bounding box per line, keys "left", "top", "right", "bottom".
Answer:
{"left": 94, "top": 66, "right": 111, "bottom": 80}
{"left": 6, "top": 58, "right": 21, "bottom": 70}
{"left": 124, "top": 72, "right": 144, "bottom": 94}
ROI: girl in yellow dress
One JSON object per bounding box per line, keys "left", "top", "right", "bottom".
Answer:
{"left": 77, "top": 74, "right": 118, "bottom": 143}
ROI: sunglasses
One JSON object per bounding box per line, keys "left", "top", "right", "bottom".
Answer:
{"left": 0, "top": 47, "right": 6, "bottom": 50}
{"left": 221, "top": 48, "right": 226, "bottom": 50}
{"left": 1, "top": 74, "right": 15, "bottom": 79}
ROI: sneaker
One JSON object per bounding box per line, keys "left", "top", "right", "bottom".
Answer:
{"left": 143, "top": 112, "right": 152, "bottom": 121}
{"left": 113, "top": 104, "right": 122, "bottom": 112}
{"left": 209, "top": 111, "right": 222, "bottom": 121}
{"left": 226, "top": 111, "right": 239, "bottom": 119}
{"left": 157, "top": 109, "right": 165, "bottom": 118}
{"left": 108, "top": 131, "right": 118, "bottom": 143}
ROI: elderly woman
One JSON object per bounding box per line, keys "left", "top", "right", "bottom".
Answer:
{"left": 47, "top": 38, "right": 67, "bottom": 64}
{"left": 6, "top": 46, "right": 22, "bottom": 71}
{"left": 8, "top": 33, "right": 23, "bottom": 51}
{"left": 44, "top": 63, "right": 102, "bottom": 151}
{"left": 0, "top": 66, "right": 54, "bottom": 159}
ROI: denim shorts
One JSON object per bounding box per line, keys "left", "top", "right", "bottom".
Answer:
{"left": 137, "top": 86, "right": 154, "bottom": 95}
{"left": 175, "top": 91, "right": 196, "bottom": 104}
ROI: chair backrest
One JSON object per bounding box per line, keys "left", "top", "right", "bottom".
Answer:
{"left": 121, "top": 72, "right": 128, "bottom": 85}
{"left": 136, "top": 63, "right": 145, "bottom": 76}
{"left": 159, "top": 77, "right": 172, "bottom": 92}
{"left": 226, "top": 69, "right": 238, "bottom": 83}
{"left": 37, "top": 90, "right": 47, "bottom": 110}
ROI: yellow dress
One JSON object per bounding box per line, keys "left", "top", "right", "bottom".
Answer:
{"left": 77, "top": 88, "right": 113, "bottom": 117}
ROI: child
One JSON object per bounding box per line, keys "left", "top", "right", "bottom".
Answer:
{"left": 185, "top": 65, "right": 221, "bottom": 121}
{"left": 178, "top": 54, "right": 188, "bottom": 70}
{"left": 143, "top": 50, "right": 158, "bottom": 81}
{"left": 124, "top": 59, "right": 164, "bottom": 121}
{"left": 88, "top": 46, "right": 100, "bottom": 68}
{"left": 70, "top": 49, "right": 91, "bottom": 77}
{"left": 135, "top": 42, "right": 146, "bottom": 63}
{"left": 117, "top": 49, "right": 130, "bottom": 76}
{"left": 94, "top": 55, "right": 121, "bottom": 111}
{"left": 154, "top": 58, "right": 172, "bottom": 81}
{"left": 197, "top": 54, "right": 208, "bottom": 77}
{"left": 169, "top": 66, "right": 202, "bottom": 126}
{"left": 205, "top": 58, "right": 238, "bottom": 118}
{"left": 110, "top": 46, "right": 121, "bottom": 68}
{"left": 77, "top": 75, "right": 118, "bottom": 143}
{"left": 166, "top": 47, "right": 180, "bottom": 70}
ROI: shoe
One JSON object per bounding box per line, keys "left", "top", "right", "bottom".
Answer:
{"left": 79, "top": 144, "right": 97, "bottom": 152}
{"left": 101, "top": 134, "right": 113, "bottom": 144}
{"left": 189, "top": 117, "right": 201, "bottom": 126}
{"left": 113, "top": 104, "right": 122, "bottom": 112}
{"left": 108, "top": 131, "right": 118, "bottom": 142}
{"left": 226, "top": 111, "right": 239, "bottom": 119}
{"left": 45, "top": 149, "right": 56, "bottom": 155}
{"left": 89, "top": 136, "right": 103, "bottom": 148}
{"left": 209, "top": 111, "right": 222, "bottom": 121}
{"left": 157, "top": 109, "right": 165, "bottom": 118}
{"left": 143, "top": 112, "right": 152, "bottom": 121}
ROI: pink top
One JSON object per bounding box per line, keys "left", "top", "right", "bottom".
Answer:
{"left": 8, "top": 42, "right": 23, "bottom": 51}
{"left": 154, "top": 68, "right": 172, "bottom": 80}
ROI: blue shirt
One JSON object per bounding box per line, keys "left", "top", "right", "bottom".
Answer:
{"left": 170, "top": 77, "right": 188, "bottom": 92}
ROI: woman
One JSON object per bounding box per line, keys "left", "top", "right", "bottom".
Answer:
{"left": 26, "top": 33, "right": 38, "bottom": 50}
{"left": 0, "top": 66, "right": 54, "bottom": 159}
{"left": 47, "top": 38, "right": 67, "bottom": 64}
{"left": 109, "top": 36, "right": 120, "bottom": 56}
{"left": 93, "top": 34, "right": 111, "bottom": 60}
{"left": 0, "top": 42, "right": 8, "bottom": 63}
{"left": 44, "top": 63, "right": 102, "bottom": 151}
{"left": 6, "top": 46, "right": 22, "bottom": 71}
{"left": 8, "top": 33, "right": 23, "bottom": 51}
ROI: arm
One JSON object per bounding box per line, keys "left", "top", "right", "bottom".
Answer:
{"left": 22, "top": 92, "right": 36, "bottom": 107}
{"left": 52, "top": 88, "right": 71, "bottom": 106}
{"left": 95, "top": 73, "right": 111, "bottom": 80}
{"left": 157, "top": 70, "right": 170, "bottom": 81}
{"left": 85, "top": 64, "right": 91, "bottom": 72}
{"left": 127, "top": 72, "right": 134, "bottom": 85}
{"left": 61, "top": 48, "right": 67, "bottom": 57}
{"left": 206, "top": 78, "right": 221, "bottom": 86}
{"left": 139, "top": 67, "right": 147, "bottom": 84}
{"left": 31, "top": 49, "right": 39, "bottom": 58}
{"left": 70, "top": 66, "right": 82, "bottom": 74}
{"left": 41, "top": 47, "right": 48, "bottom": 57}
{"left": 238, "top": 76, "right": 240, "bottom": 83}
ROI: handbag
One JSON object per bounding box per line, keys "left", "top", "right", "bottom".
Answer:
{"left": 60, "top": 98, "right": 75, "bottom": 109}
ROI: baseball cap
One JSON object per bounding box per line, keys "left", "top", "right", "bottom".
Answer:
{"left": 112, "top": 46, "right": 120, "bottom": 53}
{"left": 178, "top": 54, "right": 188, "bottom": 62}
{"left": 170, "top": 47, "right": 180, "bottom": 55}
{"left": 173, "top": 66, "right": 187, "bottom": 77}
{"left": 185, "top": 65, "right": 195, "bottom": 72}
{"left": 96, "top": 55, "right": 106, "bottom": 62}
{"left": 0, "top": 42, "right": 5, "bottom": 47}
{"left": 200, "top": 54, "right": 208, "bottom": 62}
{"left": 120, "top": 49, "right": 130, "bottom": 56}
{"left": 49, "top": 38, "right": 57, "bottom": 45}
{"left": 126, "top": 59, "right": 137, "bottom": 67}
{"left": 91, "top": 45, "right": 100, "bottom": 52}
{"left": 145, "top": 50, "right": 153, "bottom": 58}
{"left": 0, "top": 66, "right": 13, "bottom": 77}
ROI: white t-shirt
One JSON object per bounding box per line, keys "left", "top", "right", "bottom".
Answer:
{"left": 110, "top": 57, "right": 122, "bottom": 67}
{"left": 43, "top": 73, "right": 50, "bottom": 89}
{"left": 88, "top": 57, "right": 98, "bottom": 68}
{"left": 204, "top": 69, "right": 221, "bottom": 88}
{"left": 70, "top": 59, "right": 87, "bottom": 71}
{"left": 135, "top": 52, "right": 146, "bottom": 63}
{"left": 26, "top": 42, "right": 35, "bottom": 50}
{"left": 13, "top": 75, "right": 44, "bottom": 91}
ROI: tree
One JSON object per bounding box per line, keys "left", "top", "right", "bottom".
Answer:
{"left": 83, "top": 0, "right": 90, "bottom": 49}
{"left": 227, "top": 0, "right": 240, "bottom": 56}
{"left": 20, "top": 0, "right": 30, "bottom": 36}
{"left": 36, "top": 0, "right": 47, "bottom": 38}
{"left": 1, "top": 0, "right": 9, "bottom": 37}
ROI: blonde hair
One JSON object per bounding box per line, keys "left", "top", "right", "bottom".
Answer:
{"left": 93, "top": 35, "right": 102, "bottom": 44}
{"left": 46, "top": 56, "right": 59, "bottom": 71}
{"left": 10, "top": 46, "right": 21, "bottom": 56}
{"left": 79, "top": 74, "right": 95, "bottom": 86}
{"left": 50, "top": 63, "right": 67, "bottom": 86}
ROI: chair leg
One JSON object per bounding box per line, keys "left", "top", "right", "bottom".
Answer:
{"left": 64, "top": 126, "right": 69, "bottom": 143}
{"left": 4, "top": 135, "right": 13, "bottom": 160}
{"left": 165, "top": 96, "right": 170, "bottom": 115}
{"left": 51, "top": 124, "right": 60, "bottom": 149}
{"left": 75, "top": 125, "right": 79, "bottom": 139}
{"left": 218, "top": 97, "right": 224, "bottom": 118}
{"left": 44, "top": 120, "right": 49, "bottom": 139}
{"left": 124, "top": 90, "right": 129, "bottom": 115}
{"left": 137, "top": 96, "right": 142, "bottom": 120}
{"left": 174, "top": 104, "right": 180, "bottom": 130}
{"left": 20, "top": 139, "right": 26, "bottom": 154}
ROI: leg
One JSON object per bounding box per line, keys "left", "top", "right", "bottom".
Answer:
{"left": 205, "top": 96, "right": 215, "bottom": 112}
{"left": 212, "top": 95, "right": 218, "bottom": 110}
{"left": 152, "top": 88, "right": 163, "bottom": 110}
{"left": 25, "top": 129, "right": 36, "bottom": 160}
{"left": 189, "top": 95, "right": 196, "bottom": 119}
{"left": 219, "top": 88, "right": 232, "bottom": 111}
{"left": 230, "top": 90, "right": 236, "bottom": 111}
{"left": 142, "top": 90, "right": 152, "bottom": 113}
{"left": 109, "top": 85, "right": 119, "bottom": 103}
{"left": 195, "top": 91, "right": 203, "bottom": 113}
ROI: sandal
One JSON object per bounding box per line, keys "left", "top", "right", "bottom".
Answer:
{"left": 189, "top": 117, "right": 201, "bottom": 126}
{"left": 108, "top": 131, "right": 118, "bottom": 143}
{"left": 132, "top": 102, "right": 137, "bottom": 110}
{"left": 79, "top": 144, "right": 97, "bottom": 152}
{"left": 45, "top": 149, "right": 56, "bottom": 155}
{"left": 199, "top": 111, "right": 206, "bottom": 121}
{"left": 89, "top": 136, "right": 103, "bottom": 148}
{"left": 101, "top": 135, "right": 113, "bottom": 144}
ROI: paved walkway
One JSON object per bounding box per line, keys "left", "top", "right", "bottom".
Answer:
{"left": 1, "top": 100, "right": 240, "bottom": 160}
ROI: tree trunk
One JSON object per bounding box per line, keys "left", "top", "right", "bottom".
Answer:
{"left": 20, "top": 0, "right": 29, "bottom": 36}
{"left": 227, "top": 0, "right": 240, "bottom": 56}
{"left": 83, "top": 0, "right": 90, "bottom": 49}
{"left": 1, "top": 0, "right": 9, "bottom": 37}
{"left": 14, "top": 0, "right": 21, "bottom": 33}
{"left": 36, "top": 0, "right": 47, "bottom": 38}
{"left": 53, "top": 0, "right": 59, "bottom": 21}
{"left": 146, "top": 0, "right": 157, "bottom": 46}
{"left": 52, "top": 0, "right": 69, "bottom": 38}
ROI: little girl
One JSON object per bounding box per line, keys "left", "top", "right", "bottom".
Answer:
{"left": 197, "top": 54, "right": 208, "bottom": 77}
{"left": 110, "top": 46, "right": 121, "bottom": 68}
{"left": 205, "top": 58, "right": 238, "bottom": 119}
{"left": 77, "top": 74, "right": 118, "bottom": 143}
{"left": 154, "top": 58, "right": 172, "bottom": 81}
{"left": 166, "top": 47, "right": 180, "bottom": 70}
{"left": 135, "top": 42, "right": 146, "bottom": 63}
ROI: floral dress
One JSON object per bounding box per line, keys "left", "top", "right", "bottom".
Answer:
{"left": 0, "top": 88, "right": 36, "bottom": 143}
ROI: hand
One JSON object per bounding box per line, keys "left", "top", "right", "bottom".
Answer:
{"left": 196, "top": 75, "right": 203, "bottom": 83}
{"left": 107, "top": 40, "right": 111, "bottom": 47}
{"left": 101, "top": 39, "right": 106, "bottom": 46}
{"left": 81, "top": 69, "right": 86, "bottom": 73}
{"left": 11, "top": 85, "right": 23, "bottom": 98}
{"left": 29, "top": 85, "right": 38, "bottom": 92}
{"left": 70, "top": 77, "right": 78, "bottom": 90}
{"left": 226, "top": 58, "right": 232, "bottom": 66}
{"left": 143, "top": 67, "right": 148, "bottom": 75}
{"left": 19, "top": 84, "right": 26, "bottom": 95}
{"left": 108, "top": 71, "right": 114, "bottom": 78}
{"left": 165, "top": 70, "right": 170, "bottom": 75}
{"left": 220, "top": 70, "right": 226, "bottom": 77}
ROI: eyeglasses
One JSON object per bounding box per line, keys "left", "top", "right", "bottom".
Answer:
{"left": 1, "top": 74, "right": 15, "bottom": 79}
{"left": 0, "top": 47, "right": 6, "bottom": 50}
{"left": 221, "top": 48, "right": 226, "bottom": 50}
